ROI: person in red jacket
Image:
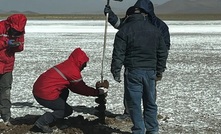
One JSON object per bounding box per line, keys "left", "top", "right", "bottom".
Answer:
{"left": 0, "top": 14, "right": 27, "bottom": 125}
{"left": 33, "top": 48, "right": 109, "bottom": 133}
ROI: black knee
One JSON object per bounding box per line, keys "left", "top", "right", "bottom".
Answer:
{"left": 64, "top": 105, "right": 73, "bottom": 117}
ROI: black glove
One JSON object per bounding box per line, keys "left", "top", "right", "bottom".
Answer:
{"left": 104, "top": 5, "right": 120, "bottom": 29}
{"left": 8, "top": 40, "right": 20, "bottom": 47}
{"left": 104, "top": 5, "right": 112, "bottom": 16}
{"left": 156, "top": 72, "right": 163, "bottom": 81}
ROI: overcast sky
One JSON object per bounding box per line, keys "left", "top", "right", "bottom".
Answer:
{"left": 0, "top": 0, "right": 170, "bottom": 14}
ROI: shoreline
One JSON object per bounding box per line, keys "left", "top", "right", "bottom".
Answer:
{"left": 1, "top": 14, "right": 221, "bottom": 20}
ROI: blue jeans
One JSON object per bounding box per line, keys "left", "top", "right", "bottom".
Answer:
{"left": 124, "top": 68, "right": 158, "bottom": 134}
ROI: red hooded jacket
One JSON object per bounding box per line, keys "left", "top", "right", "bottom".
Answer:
{"left": 33, "top": 48, "right": 99, "bottom": 100}
{"left": 0, "top": 14, "right": 27, "bottom": 74}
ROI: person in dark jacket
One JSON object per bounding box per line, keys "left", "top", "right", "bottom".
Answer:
{"left": 33, "top": 48, "right": 109, "bottom": 133}
{"left": 104, "top": 0, "right": 171, "bottom": 120}
{"left": 0, "top": 14, "right": 27, "bottom": 125}
{"left": 111, "top": 6, "right": 168, "bottom": 134}
{"left": 104, "top": 0, "right": 170, "bottom": 50}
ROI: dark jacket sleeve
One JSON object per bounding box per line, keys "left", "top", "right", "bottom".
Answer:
{"left": 69, "top": 80, "right": 99, "bottom": 97}
{"left": 161, "top": 24, "right": 171, "bottom": 50}
{"left": 157, "top": 36, "right": 168, "bottom": 73}
{"left": 155, "top": 18, "right": 171, "bottom": 50}
{"left": 108, "top": 10, "right": 120, "bottom": 29}
{"left": 151, "top": 17, "right": 171, "bottom": 50}
{"left": 108, "top": 10, "right": 126, "bottom": 29}
{"left": 111, "top": 31, "right": 126, "bottom": 78}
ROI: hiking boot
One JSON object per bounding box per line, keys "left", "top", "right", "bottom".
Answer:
{"left": 35, "top": 121, "right": 53, "bottom": 133}
{"left": 4, "top": 120, "right": 12, "bottom": 126}
{"left": 2, "top": 116, "right": 12, "bottom": 126}
{"left": 115, "top": 113, "right": 131, "bottom": 121}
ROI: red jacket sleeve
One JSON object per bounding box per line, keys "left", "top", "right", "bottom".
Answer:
{"left": 68, "top": 80, "right": 99, "bottom": 97}
{"left": 0, "top": 36, "right": 8, "bottom": 51}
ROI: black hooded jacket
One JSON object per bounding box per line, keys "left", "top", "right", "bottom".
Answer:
{"left": 111, "top": 14, "right": 168, "bottom": 78}
{"left": 134, "top": 0, "right": 171, "bottom": 50}
{"left": 108, "top": 0, "right": 171, "bottom": 50}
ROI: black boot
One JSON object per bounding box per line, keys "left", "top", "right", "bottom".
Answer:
{"left": 2, "top": 115, "right": 12, "bottom": 126}
{"left": 35, "top": 121, "right": 53, "bottom": 133}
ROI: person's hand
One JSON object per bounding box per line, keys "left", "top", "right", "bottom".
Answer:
{"left": 98, "top": 87, "right": 108, "bottom": 95}
{"left": 104, "top": 5, "right": 112, "bottom": 16}
{"left": 96, "top": 80, "right": 109, "bottom": 89}
{"left": 114, "top": 76, "right": 121, "bottom": 83}
{"left": 8, "top": 40, "right": 20, "bottom": 47}
{"left": 156, "top": 72, "right": 163, "bottom": 81}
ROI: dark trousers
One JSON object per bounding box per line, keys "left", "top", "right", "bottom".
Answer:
{"left": 34, "top": 89, "right": 73, "bottom": 125}
{"left": 0, "top": 72, "right": 12, "bottom": 121}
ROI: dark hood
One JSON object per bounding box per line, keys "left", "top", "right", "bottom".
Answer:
{"left": 134, "top": 0, "right": 156, "bottom": 18}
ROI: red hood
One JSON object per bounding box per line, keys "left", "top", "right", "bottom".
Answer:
{"left": 68, "top": 48, "right": 89, "bottom": 69}
{"left": 6, "top": 14, "right": 27, "bottom": 32}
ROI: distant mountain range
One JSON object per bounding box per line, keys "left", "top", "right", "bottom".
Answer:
{"left": 155, "top": 0, "right": 221, "bottom": 14}
{"left": 0, "top": 10, "right": 38, "bottom": 14}
{"left": 0, "top": 0, "right": 221, "bottom": 14}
